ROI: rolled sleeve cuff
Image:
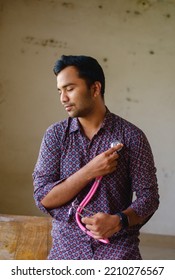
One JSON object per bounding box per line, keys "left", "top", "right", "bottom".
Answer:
{"left": 33, "top": 178, "right": 66, "bottom": 215}
{"left": 130, "top": 195, "right": 159, "bottom": 219}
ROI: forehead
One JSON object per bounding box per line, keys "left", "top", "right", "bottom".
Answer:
{"left": 56, "top": 66, "right": 80, "bottom": 88}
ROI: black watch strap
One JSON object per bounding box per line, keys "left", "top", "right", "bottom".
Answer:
{"left": 116, "top": 212, "right": 129, "bottom": 228}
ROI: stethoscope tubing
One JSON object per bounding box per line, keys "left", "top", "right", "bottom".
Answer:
{"left": 75, "top": 141, "right": 122, "bottom": 244}
{"left": 75, "top": 176, "right": 109, "bottom": 244}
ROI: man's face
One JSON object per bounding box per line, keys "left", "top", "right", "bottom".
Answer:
{"left": 56, "top": 66, "right": 95, "bottom": 118}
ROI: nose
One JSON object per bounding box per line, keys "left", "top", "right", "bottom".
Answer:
{"left": 60, "top": 90, "right": 69, "bottom": 104}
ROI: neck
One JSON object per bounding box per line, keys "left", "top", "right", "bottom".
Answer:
{"left": 78, "top": 105, "right": 106, "bottom": 140}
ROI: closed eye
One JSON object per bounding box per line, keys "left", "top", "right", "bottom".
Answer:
{"left": 57, "top": 83, "right": 76, "bottom": 95}
{"left": 66, "top": 85, "right": 75, "bottom": 92}
{"left": 67, "top": 87, "right": 73, "bottom": 92}
{"left": 57, "top": 89, "right": 62, "bottom": 95}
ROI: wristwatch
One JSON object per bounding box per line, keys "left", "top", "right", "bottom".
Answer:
{"left": 116, "top": 212, "right": 129, "bottom": 228}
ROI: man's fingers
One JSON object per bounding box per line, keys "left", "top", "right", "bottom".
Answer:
{"left": 105, "top": 143, "right": 123, "bottom": 156}
{"left": 81, "top": 216, "right": 94, "bottom": 225}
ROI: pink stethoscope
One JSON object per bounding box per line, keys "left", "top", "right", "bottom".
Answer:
{"left": 75, "top": 175, "right": 109, "bottom": 244}
{"left": 73, "top": 141, "right": 122, "bottom": 244}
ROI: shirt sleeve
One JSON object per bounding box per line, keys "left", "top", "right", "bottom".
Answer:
{"left": 128, "top": 129, "right": 159, "bottom": 219}
{"left": 32, "top": 123, "right": 69, "bottom": 220}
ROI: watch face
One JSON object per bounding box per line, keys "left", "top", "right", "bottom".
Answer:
{"left": 116, "top": 212, "right": 129, "bottom": 228}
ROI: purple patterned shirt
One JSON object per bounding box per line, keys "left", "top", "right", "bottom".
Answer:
{"left": 33, "top": 109, "right": 159, "bottom": 260}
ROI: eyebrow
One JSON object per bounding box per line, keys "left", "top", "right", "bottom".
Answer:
{"left": 57, "top": 83, "right": 76, "bottom": 91}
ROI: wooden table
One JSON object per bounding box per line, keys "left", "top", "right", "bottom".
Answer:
{"left": 1, "top": 214, "right": 174, "bottom": 260}
{"left": 0, "top": 214, "right": 52, "bottom": 260}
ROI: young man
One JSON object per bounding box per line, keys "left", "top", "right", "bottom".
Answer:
{"left": 33, "top": 55, "right": 159, "bottom": 259}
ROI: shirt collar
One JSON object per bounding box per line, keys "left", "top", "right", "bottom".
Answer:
{"left": 68, "top": 107, "right": 114, "bottom": 134}
{"left": 100, "top": 107, "right": 113, "bottom": 130}
{"left": 69, "top": 118, "right": 80, "bottom": 134}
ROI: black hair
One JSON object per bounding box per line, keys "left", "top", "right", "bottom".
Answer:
{"left": 53, "top": 55, "right": 105, "bottom": 97}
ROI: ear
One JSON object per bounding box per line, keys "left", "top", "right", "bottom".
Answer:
{"left": 92, "top": 81, "right": 102, "bottom": 97}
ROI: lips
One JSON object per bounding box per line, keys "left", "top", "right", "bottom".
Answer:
{"left": 64, "top": 105, "right": 73, "bottom": 111}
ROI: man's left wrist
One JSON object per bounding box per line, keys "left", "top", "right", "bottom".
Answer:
{"left": 116, "top": 212, "right": 129, "bottom": 229}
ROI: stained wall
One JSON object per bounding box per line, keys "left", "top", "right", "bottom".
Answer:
{"left": 0, "top": 0, "right": 175, "bottom": 235}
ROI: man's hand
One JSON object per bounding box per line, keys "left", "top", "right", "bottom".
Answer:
{"left": 81, "top": 212, "right": 122, "bottom": 239}
{"left": 85, "top": 143, "right": 123, "bottom": 180}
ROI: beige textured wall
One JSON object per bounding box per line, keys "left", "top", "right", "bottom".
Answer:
{"left": 0, "top": 0, "right": 175, "bottom": 235}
